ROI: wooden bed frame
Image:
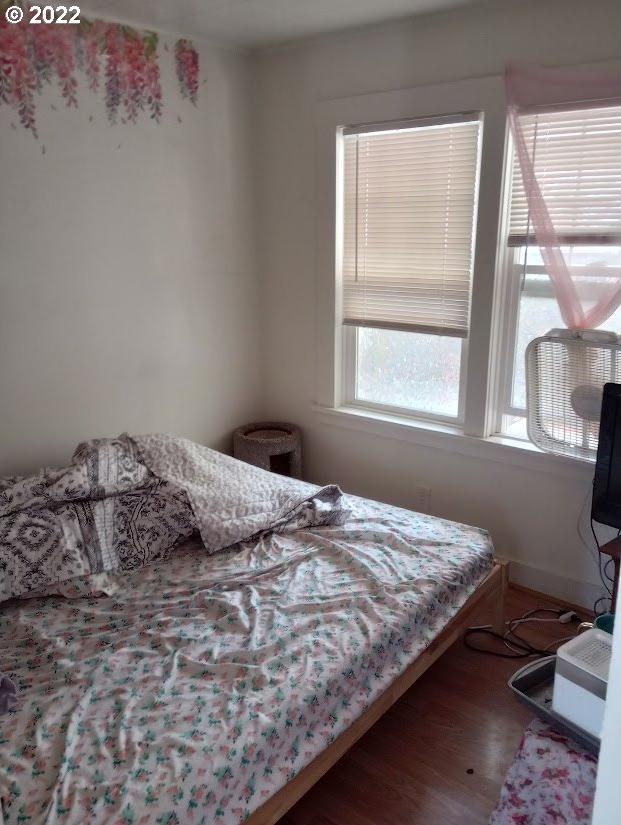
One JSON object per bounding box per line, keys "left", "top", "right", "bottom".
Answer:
{"left": 246, "top": 560, "right": 509, "bottom": 825}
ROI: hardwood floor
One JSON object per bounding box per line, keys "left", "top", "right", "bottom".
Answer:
{"left": 280, "top": 586, "right": 589, "bottom": 825}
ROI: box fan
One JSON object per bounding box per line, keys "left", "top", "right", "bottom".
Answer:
{"left": 526, "top": 329, "right": 621, "bottom": 461}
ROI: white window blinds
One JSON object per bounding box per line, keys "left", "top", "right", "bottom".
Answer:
{"left": 509, "top": 104, "right": 621, "bottom": 246}
{"left": 341, "top": 115, "right": 482, "bottom": 338}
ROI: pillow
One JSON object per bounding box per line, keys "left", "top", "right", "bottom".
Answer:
{"left": 0, "top": 436, "right": 196, "bottom": 603}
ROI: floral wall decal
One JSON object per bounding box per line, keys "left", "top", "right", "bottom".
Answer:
{"left": 175, "top": 39, "right": 199, "bottom": 105}
{"left": 0, "top": 8, "right": 81, "bottom": 137}
{"left": 0, "top": 4, "right": 199, "bottom": 138}
{"left": 1, "top": 14, "right": 42, "bottom": 136}
{"left": 32, "top": 24, "right": 78, "bottom": 106}
{"left": 100, "top": 25, "right": 162, "bottom": 124}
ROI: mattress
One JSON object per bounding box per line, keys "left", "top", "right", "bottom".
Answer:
{"left": 0, "top": 495, "right": 493, "bottom": 825}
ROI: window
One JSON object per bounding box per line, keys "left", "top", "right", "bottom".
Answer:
{"left": 340, "top": 114, "right": 482, "bottom": 422}
{"left": 320, "top": 76, "right": 621, "bottom": 458}
{"left": 498, "top": 104, "right": 621, "bottom": 438}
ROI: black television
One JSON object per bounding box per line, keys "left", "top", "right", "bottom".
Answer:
{"left": 592, "top": 382, "right": 621, "bottom": 529}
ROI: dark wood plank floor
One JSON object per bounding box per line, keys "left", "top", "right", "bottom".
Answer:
{"left": 280, "top": 586, "right": 586, "bottom": 825}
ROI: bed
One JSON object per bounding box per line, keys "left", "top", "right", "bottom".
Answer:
{"left": 0, "top": 439, "right": 505, "bottom": 825}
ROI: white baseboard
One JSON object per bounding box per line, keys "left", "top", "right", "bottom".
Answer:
{"left": 505, "top": 560, "right": 608, "bottom": 611}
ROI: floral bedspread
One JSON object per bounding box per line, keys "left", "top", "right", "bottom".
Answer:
{"left": 489, "top": 719, "right": 597, "bottom": 825}
{"left": 0, "top": 495, "right": 493, "bottom": 825}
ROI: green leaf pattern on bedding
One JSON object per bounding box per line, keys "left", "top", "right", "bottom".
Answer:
{"left": 0, "top": 496, "right": 493, "bottom": 824}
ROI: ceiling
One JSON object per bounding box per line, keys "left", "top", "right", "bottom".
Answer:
{"left": 81, "top": 0, "right": 486, "bottom": 48}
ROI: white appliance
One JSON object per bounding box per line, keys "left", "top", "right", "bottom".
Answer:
{"left": 525, "top": 329, "right": 621, "bottom": 461}
{"left": 552, "top": 629, "right": 612, "bottom": 739}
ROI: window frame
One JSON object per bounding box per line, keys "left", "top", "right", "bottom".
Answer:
{"left": 341, "top": 325, "right": 470, "bottom": 426}
{"left": 314, "top": 63, "right": 621, "bottom": 463}
{"left": 315, "top": 75, "right": 507, "bottom": 438}
{"left": 494, "top": 109, "right": 621, "bottom": 440}
{"left": 338, "top": 112, "right": 481, "bottom": 426}
{"left": 493, "top": 245, "right": 561, "bottom": 438}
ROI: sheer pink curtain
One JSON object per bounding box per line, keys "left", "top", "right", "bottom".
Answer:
{"left": 505, "top": 63, "right": 621, "bottom": 330}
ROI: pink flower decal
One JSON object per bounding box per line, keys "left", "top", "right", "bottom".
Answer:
{"left": 104, "top": 25, "right": 162, "bottom": 125}
{"left": 77, "top": 19, "right": 106, "bottom": 91}
{"left": 0, "top": 9, "right": 166, "bottom": 137}
{"left": 143, "top": 32, "right": 162, "bottom": 121}
{"left": 175, "top": 38, "right": 199, "bottom": 105}
{"left": 1, "top": 14, "right": 40, "bottom": 136}
{"left": 30, "top": 22, "right": 78, "bottom": 106}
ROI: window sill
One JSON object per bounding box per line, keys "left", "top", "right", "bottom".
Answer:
{"left": 312, "top": 404, "right": 595, "bottom": 481}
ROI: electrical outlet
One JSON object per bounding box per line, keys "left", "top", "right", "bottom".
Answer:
{"left": 414, "top": 485, "right": 431, "bottom": 514}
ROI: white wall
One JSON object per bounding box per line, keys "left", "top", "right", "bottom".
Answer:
{"left": 0, "top": 29, "right": 262, "bottom": 476}
{"left": 254, "top": 0, "right": 621, "bottom": 608}
{"left": 593, "top": 586, "right": 621, "bottom": 825}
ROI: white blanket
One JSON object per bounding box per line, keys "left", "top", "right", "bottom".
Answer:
{"left": 134, "top": 433, "right": 349, "bottom": 552}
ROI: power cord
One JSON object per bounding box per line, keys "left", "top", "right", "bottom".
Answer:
{"left": 576, "top": 485, "right": 614, "bottom": 615}
{"left": 589, "top": 518, "right": 618, "bottom": 615}
{"left": 590, "top": 519, "right": 613, "bottom": 597}
{"left": 464, "top": 607, "right": 581, "bottom": 659}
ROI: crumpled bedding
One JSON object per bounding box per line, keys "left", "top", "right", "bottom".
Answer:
{"left": 0, "top": 435, "right": 347, "bottom": 602}
{"left": 0, "top": 494, "right": 493, "bottom": 825}
{"left": 134, "top": 433, "right": 348, "bottom": 553}
{"left": 0, "top": 435, "right": 195, "bottom": 602}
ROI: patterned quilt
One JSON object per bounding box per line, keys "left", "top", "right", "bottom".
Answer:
{"left": 0, "top": 435, "right": 196, "bottom": 602}
{"left": 0, "top": 495, "right": 493, "bottom": 825}
{"left": 0, "top": 435, "right": 346, "bottom": 603}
